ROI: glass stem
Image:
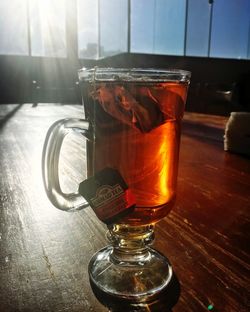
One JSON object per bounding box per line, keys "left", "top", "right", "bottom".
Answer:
{"left": 107, "top": 224, "right": 155, "bottom": 265}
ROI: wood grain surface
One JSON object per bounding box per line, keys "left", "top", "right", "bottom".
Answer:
{"left": 0, "top": 104, "right": 249, "bottom": 312}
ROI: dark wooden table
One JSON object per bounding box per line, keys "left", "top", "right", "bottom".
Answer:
{"left": 0, "top": 104, "right": 249, "bottom": 312}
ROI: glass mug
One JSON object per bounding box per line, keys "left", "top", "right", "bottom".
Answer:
{"left": 42, "top": 68, "right": 191, "bottom": 304}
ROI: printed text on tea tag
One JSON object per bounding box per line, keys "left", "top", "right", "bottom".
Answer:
{"left": 78, "top": 168, "right": 135, "bottom": 224}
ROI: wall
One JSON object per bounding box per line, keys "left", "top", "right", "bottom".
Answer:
{"left": 0, "top": 53, "right": 250, "bottom": 115}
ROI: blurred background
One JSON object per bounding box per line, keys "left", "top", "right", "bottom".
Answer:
{"left": 0, "top": 0, "right": 250, "bottom": 115}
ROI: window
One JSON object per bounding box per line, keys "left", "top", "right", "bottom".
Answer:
{"left": 131, "top": 0, "right": 186, "bottom": 55}
{"left": 0, "top": 0, "right": 66, "bottom": 58}
{"left": 77, "top": 0, "right": 98, "bottom": 59}
{"left": 131, "top": 0, "right": 250, "bottom": 59}
{"left": 153, "top": 0, "right": 186, "bottom": 55}
{"left": 130, "top": 0, "right": 155, "bottom": 53}
{"left": 29, "top": 0, "right": 67, "bottom": 57}
{"left": 99, "top": 0, "right": 128, "bottom": 58}
{"left": 210, "top": 0, "right": 250, "bottom": 59}
{"left": 77, "top": 0, "right": 128, "bottom": 59}
{"left": 0, "top": 0, "right": 249, "bottom": 60}
{"left": 185, "top": 0, "right": 211, "bottom": 57}
{"left": 0, "top": 0, "right": 29, "bottom": 55}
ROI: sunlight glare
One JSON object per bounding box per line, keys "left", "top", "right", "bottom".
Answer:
{"left": 29, "top": 0, "right": 66, "bottom": 57}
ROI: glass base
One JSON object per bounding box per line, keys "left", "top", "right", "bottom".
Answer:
{"left": 88, "top": 245, "right": 173, "bottom": 303}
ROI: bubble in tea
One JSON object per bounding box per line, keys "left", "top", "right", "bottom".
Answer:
{"left": 82, "top": 81, "right": 188, "bottom": 225}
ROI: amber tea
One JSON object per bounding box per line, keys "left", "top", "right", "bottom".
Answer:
{"left": 82, "top": 81, "right": 188, "bottom": 225}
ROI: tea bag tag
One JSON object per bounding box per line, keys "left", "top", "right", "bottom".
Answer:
{"left": 78, "top": 168, "right": 135, "bottom": 224}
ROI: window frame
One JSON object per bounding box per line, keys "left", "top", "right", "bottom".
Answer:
{"left": 0, "top": 0, "right": 249, "bottom": 61}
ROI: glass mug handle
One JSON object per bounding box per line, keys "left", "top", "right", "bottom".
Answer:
{"left": 42, "top": 118, "right": 90, "bottom": 212}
